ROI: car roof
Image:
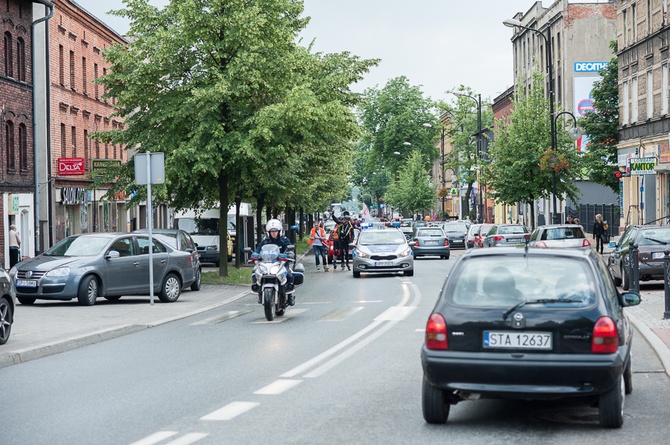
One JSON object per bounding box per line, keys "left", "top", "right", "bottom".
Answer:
{"left": 463, "top": 245, "right": 593, "bottom": 259}
{"left": 534, "top": 224, "right": 583, "bottom": 229}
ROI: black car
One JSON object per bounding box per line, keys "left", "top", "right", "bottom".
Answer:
{"left": 0, "top": 269, "right": 16, "bottom": 344}
{"left": 607, "top": 225, "right": 670, "bottom": 290}
{"left": 441, "top": 222, "right": 468, "bottom": 249}
{"left": 421, "top": 247, "right": 640, "bottom": 428}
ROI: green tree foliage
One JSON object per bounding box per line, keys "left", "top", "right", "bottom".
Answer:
{"left": 579, "top": 40, "right": 619, "bottom": 193}
{"left": 355, "top": 77, "right": 439, "bottom": 203}
{"left": 386, "top": 151, "right": 435, "bottom": 216}
{"left": 97, "top": 0, "right": 377, "bottom": 275}
{"left": 486, "top": 68, "right": 581, "bottom": 227}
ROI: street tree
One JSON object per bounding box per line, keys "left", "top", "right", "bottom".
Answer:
{"left": 579, "top": 40, "right": 619, "bottom": 193}
{"left": 385, "top": 150, "right": 435, "bottom": 217}
{"left": 97, "top": 0, "right": 377, "bottom": 276}
{"left": 485, "top": 68, "right": 581, "bottom": 228}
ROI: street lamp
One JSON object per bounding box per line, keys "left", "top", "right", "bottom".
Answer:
{"left": 423, "top": 122, "right": 449, "bottom": 219}
{"left": 504, "top": 18, "right": 559, "bottom": 223}
{"left": 453, "top": 92, "right": 483, "bottom": 223}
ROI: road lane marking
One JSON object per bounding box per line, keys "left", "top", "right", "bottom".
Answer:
{"left": 129, "top": 431, "right": 178, "bottom": 445}
{"left": 191, "top": 310, "right": 252, "bottom": 325}
{"left": 254, "top": 379, "right": 303, "bottom": 395}
{"left": 201, "top": 401, "right": 260, "bottom": 421}
{"left": 164, "top": 433, "right": 209, "bottom": 445}
{"left": 375, "top": 306, "right": 416, "bottom": 321}
{"left": 318, "top": 307, "right": 363, "bottom": 321}
{"left": 251, "top": 308, "right": 310, "bottom": 324}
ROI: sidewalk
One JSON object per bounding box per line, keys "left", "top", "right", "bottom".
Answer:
{"left": 0, "top": 284, "right": 250, "bottom": 369}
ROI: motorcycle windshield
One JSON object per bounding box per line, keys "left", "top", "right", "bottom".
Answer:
{"left": 260, "top": 244, "right": 281, "bottom": 262}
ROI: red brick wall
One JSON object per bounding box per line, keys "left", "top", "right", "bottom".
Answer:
{"left": 564, "top": 4, "right": 617, "bottom": 28}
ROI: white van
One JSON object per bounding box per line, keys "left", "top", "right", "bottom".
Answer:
{"left": 173, "top": 204, "right": 252, "bottom": 265}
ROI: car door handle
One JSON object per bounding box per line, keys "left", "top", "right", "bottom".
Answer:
{"left": 133, "top": 262, "right": 140, "bottom": 266}
{"left": 160, "top": 260, "right": 167, "bottom": 264}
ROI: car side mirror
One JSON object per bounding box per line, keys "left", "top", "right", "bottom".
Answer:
{"left": 408, "top": 241, "right": 417, "bottom": 247}
{"left": 620, "top": 292, "right": 641, "bottom": 307}
{"left": 106, "top": 250, "right": 120, "bottom": 259}
{"left": 608, "top": 241, "right": 616, "bottom": 248}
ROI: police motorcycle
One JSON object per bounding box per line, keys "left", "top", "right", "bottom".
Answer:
{"left": 244, "top": 243, "right": 305, "bottom": 321}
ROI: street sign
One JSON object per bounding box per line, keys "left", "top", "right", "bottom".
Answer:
{"left": 134, "top": 152, "right": 165, "bottom": 184}
{"left": 450, "top": 188, "right": 458, "bottom": 196}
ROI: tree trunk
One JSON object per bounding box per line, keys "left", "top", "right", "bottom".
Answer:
{"left": 218, "top": 173, "right": 229, "bottom": 277}
{"left": 256, "top": 195, "right": 265, "bottom": 245}
{"left": 234, "top": 196, "right": 242, "bottom": 268}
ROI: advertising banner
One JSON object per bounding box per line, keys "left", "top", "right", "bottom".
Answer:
{"left": 57, "top": 157, "right": 85, "bottom": 176}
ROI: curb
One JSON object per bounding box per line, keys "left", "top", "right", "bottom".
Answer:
{"left": 627, "top": 311, "right": 670, "bottom": 379}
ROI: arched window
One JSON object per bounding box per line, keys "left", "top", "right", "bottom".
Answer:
{"left": 4, "top": 31, "right": 13, "bottom": 78}
{"left": 16, "top": 37, "right": 25, "bottom": 82}
{"left": 5, "top": 120, "right": 15, "bottom": 170}
{"left": 19, "top": 123, "right": 27, "bottom": 170}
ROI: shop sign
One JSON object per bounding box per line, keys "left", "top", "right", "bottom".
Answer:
{"left": 58, "top": 157, "right": 85, "bottom": 175}
{"left": 8, "top": 194, "right": 19, "bottom": 215}
{"left": 91, "top": 159, "right": 122, "bottom": 178}
{"left": 61, "top": 187, "right": 87, "bottom": 205}
{"left": 628, "top": 157, "right": 657, "bottom": 175}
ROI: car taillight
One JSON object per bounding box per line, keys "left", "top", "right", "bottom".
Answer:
{"left": 582, "top": 239, "right": 591, "bottom": 247}
{"left": 591, "top": 316, "right": 618, "bottom": 353}
{"left": 443, "top": 239, "right": 449, "bottom": 246}
{"left": 425, "top": 313, "right": 448, "bottom": 350}
{"left": 536, "top": 241, "right": 547, "bottom": 248}
{"left": 523, "top": 234, "right": 530, "bottom": 240}
{"left": 494, "top": 235, "right": 504, "bottom": 241}
{"left": 414, "top": 238, "right": 420, "bottom": 246}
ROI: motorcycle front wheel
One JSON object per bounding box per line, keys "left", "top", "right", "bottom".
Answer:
{"left": 263, "top": 288, "right": 275, "bottom": 321}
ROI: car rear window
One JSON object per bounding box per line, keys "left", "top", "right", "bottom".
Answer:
{"left": 499, "top": 226, "right": 526, "bottom": 234}
{"left": 638, "top": 228, "right": 670, "bottom": 245}
{"left": 418, "top": 229, "right": 443, "bottom": 237}
{"left": 446, "top": 256, "right": 596, "bottom": 308}
{"left": 444, "top": 223, "right": 468, "bottom": 233}
{"left": 542, "top": 227, "right": 585, "bottom": 240}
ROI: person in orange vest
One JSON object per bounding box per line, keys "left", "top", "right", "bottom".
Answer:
{"left": 330, "top": 221, "right": 341, "bottom": 269}
{"left": 309, "top": 222, "right": 329, "bottom": 271}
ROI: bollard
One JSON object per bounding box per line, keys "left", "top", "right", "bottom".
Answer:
{"left": 665, "top": 249, "right": 670, "bottom": 319}
{"left": 629, "top": 242, "right": 640, "bottom": 294}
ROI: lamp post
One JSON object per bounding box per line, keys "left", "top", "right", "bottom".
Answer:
{"left": 504, "top": 18, "right": 559, "bottom": 223}
{"left": 453, "top": 92, "right": 482, "bottom": 223}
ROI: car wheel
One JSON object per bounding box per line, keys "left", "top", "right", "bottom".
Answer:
{"left": 77, "top": 275, "right": 99, "bottom": 306}
{"left": 353, "top": 271, "right": 361, "bottom": 278}
{"left": 445, "top": 254, "right": 450, "bottom": 260}
{"left": 624, "top": 357, "right": 633, "bottom": 395}
{"left": 227, "top": 255, "right": 233, "bottom": 262}
{"left": 158, "top": 273, "right": 182, "bottom": 303}
{"left": 190, "top": 267, "right": 202, "bottom": 291}
{"left": 214, "top": 260, "right": 220, "bottom": 268}
{"left": 0, "top": 296, "right": 14, "bottom": 345}
{"left": 621, "top": 265, "right": 630, "bottom": 291}
{"left": 599, "top": 373, "right": 625, "bottom": 428}
{"left": 422, "top": 376, "right": 450, "bottom": 424}
{"left": 404, "top": 270, "right": 414, "bottom": 276}
{"left": 18, "top": 297, "right": 35, "bottom": 305}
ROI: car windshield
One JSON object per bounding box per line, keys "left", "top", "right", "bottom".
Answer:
{"left": 359, "top": 231, "right": 406, "bottom": 245}
{"left": 418, "top": 229, "right": 443, "bottom": 237}
{"left": 542, "top": 227, "right": 585, "bottom": 240}
{"left": 446, "top": 255, "right": 596, "bottom": 308}
{"left": 638, "top": 228, "right": 670, "bottom": 245}
{"left": 44, "top": 236, "right": 110, "bottom": 257}
{"left": 443, "top": 223, "right": 468, "bottom": 233}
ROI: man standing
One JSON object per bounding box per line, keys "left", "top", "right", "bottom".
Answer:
{"left": 9, "top": 224, "right": 21, "bottom": 268}
{"left": 310, "top": 222, "right": 329, "bottom": 271}
{"left": 332, "top": 211, "right": 354, "bottom": 270}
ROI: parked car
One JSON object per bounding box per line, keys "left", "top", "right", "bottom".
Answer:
{"left": 421, "top": 247, "right": 641, "bottom": 428}
{"left": 481, "top": 224, "right": 529, "bottom": 248}
{"left": 9, "top": 233, "right": 196, "bottom": 306}
{"left": 441, "top": 222, "right": 468, "bottom": 249}
{"left": 474, "top": 223, "right": 494, "bottom": 248}
{"left": 351, "top": 226, "right": 414, "bottom": 277}
{"left": 134, "top": 229, "right": 202, "bottom": 291}
{"left": 412, "top": 227, "right": 450, "bottom": 259}
{"left": 399, "top": 225, "right": 414, "bottom": 241}
{"left": 0, "top": 268, "right": 16, "bottom": 345}
{"left": 527, "top": 224, "right": 591, "bottom": 250}
{"left": 465, "top": 223, "right": 482, "bottom": 249}
{"left": 608, "top": 225, "right": 670, "bottom": 290}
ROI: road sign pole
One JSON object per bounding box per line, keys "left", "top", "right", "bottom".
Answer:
{"left": 146, "top": 153, "right": 154, "bottom": 305}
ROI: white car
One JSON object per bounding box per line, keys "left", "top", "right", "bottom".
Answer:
{"left": 351, "top": 226, "right": 414, "bottom": 278}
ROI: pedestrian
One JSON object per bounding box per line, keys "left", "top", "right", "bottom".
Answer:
{"left": 574, "top": 217, "right": 581, "bottom": 226}
{"left": 8, "top": 224, "right": 21, "bottom": 268}
{"left": 309, "top": 222, "right": 329, "bottom": 271}
{"left": 332, "top": 211, "right": 355, "bottom": 270}
{"left": 566, "top": 214, "right": 574, "bottom": 224}
{"left": 593, "top": 214, "right": 605, "bottom": 254}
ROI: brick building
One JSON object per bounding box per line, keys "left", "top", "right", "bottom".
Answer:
{"left": 1, "top": 0, "right": 53, "bottom": 270}
{"left": 44, "top": 0, "right": 127, "bottom": 244}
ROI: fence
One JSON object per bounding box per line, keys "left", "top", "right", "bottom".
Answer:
{"left": 566, "top": 204, "right": 620, "bottom": 242}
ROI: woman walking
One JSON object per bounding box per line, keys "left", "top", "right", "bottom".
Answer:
{"left": 593, "top": 214, "right": 605, "bottom": 254}
{"left": 310, "top": 222, "right": 329, "bottom": 271}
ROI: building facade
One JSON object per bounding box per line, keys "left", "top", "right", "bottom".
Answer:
{"left": 506, "top": 0, "right": 619, "bottom": 226}
{"left": 46, "top": 0, "right": 127, "bottom": 243}
{"left": 616, "top": 0, "right": 670, "bottom": 230}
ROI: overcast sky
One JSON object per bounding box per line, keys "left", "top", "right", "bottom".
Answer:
{"left": 75, "top": 0, "right": 556, "bottom": 103}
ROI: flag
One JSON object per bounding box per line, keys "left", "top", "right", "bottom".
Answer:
{"left": 361, "top": 202, "right": 370, "bottom": 220}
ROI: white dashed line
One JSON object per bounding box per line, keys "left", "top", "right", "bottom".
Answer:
{"left": 201, "top": 401, "right": 260, "bottom": 421}
{"left": 164, "top": 433, "right": 209, "bottom": 445}
{"left": 128, "top": 431, "right": 178, "bottom": 445}
{"left": 254, "top": 379, "right": 303, "bottom": 395}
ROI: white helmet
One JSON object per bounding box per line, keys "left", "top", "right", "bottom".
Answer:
{"left": 266, "top": 219, "right": 282, "bottom": 235}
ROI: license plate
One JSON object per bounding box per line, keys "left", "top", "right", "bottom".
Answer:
{"left": 425, "top": 240, "right": 439, "bottom": 245}
{"left": 483, "top": 331, "right": 552, "bottom": 350}
{"left": 374, "top": 261, "right": 394, "bottom": 267}
{"left": 652, "top": 252, "right": 667, "bottom": 259}
{"left": 16, "top": 279, "right": 37, "bottom": 288}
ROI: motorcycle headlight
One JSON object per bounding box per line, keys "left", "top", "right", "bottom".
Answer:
{"left": 46, "top": 267, "right": 71, "bottom": 277}
{"left": 398, "top": 248, "right": 412, "bottom": 258}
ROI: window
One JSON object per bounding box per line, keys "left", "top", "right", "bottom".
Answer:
{"left": 93, "top": 63, "right": 98, "bottom": 98}
{"left": 58, "top": 45, "right": 64, "bottom": 85}
{"left": 69, "top": 50, "right": 75, "bottom": 89}
{"left": 623, "top": 9, "right": 628, "bottom": 47}
{"left": 4, "top": 32, "right": 13, "bottom": 78}
{"left": 71, "top": 126, "right": 76, "bottom": 157}
{"left": 82, "top": 57, "right": 87, "bottom": 94}
{"left": 663, "top": 64, "right": 668, "bottom": 115}
{"left": 648, "top": 0, "right": 653, "bottom": 34}
{"left": 647, "top": 70, "right": 654, "bottom": 119}
{"left": 632, "top": 77, "right": 639, "bottom": 123}
{"left": 60, "top": 123, "right": 66, "bottom": 158}
{"left": 5, "top": 120, "right": 14, "bottom": 170}
{"left": 18, "top": 123, "right": 27, "bottom": 170}
{"left": 633, "top": 3, "right": 638, "bottom": 41}
{"left": 623, "top": 80, "right": 630, "bottom": 125}
{"left": 16, "top": 37, "right": 25, "bottom": 82}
